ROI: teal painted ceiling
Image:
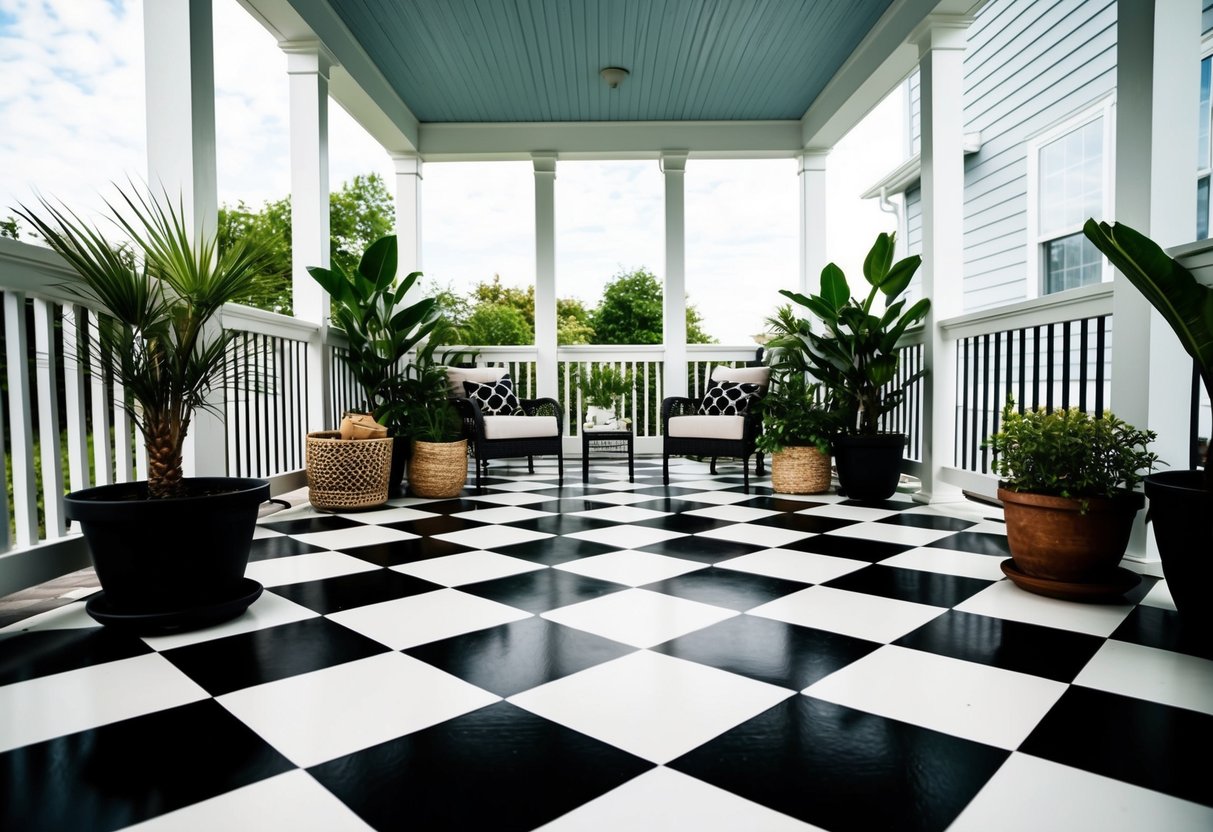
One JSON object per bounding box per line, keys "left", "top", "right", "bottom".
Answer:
{"left": 328, "top": 0, "right": 895, "bottom": 123}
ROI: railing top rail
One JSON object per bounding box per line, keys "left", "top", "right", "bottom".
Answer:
{"left": 938, "top": 282, "right": 1113, "bottom": 342}
{"left": 0, "top": 237, "right": 93, "bottom": 307}
{"left": 222, "top": 303, "right": 321, "bottom": 341}
{"left": 686, "top": 343, "right": 763, "bottom": 358}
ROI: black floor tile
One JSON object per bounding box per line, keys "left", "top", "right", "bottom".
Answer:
{"left": 493, "top": 537, "right": 618, "bottom": 566}
{"left": 506, "top": 514, "right": 618, "bottom": 536}
{"left": 341, "top": 537, "right": 471, "bottom": 567}
{"left": 653, "top": 615, "right": 879, "bottom": 690}
{"left": 877, "top": 513, "right": 977, "bottom": 532}
{"left": 631, "top": 513, "right": 732, "bottom": 534}
{"left": 406, "top": 498, "right": 485, "bottom": 516}
{"left": 752, "top": 512, "right": 857, "bottom": 534}
{"left": 739, "top": 496, "right": 831, "bottom": 513}
{"left": 0, "top": 700, "right": 292, "bottom": 832}
{"left": 0, "top": 627, "right": 151, "bottom": 686}
{"left": 459, "top": 569, "right": 626, "bottom": 613}
{"left": 638, "top": 536, "right": 767, "bottom": 564}
{"left": 824, "top": 565, "right": 992, "bottom": 608}
{"left": 671, "top": 696, "right": 1008, "bottom": 832}
{"left": 642, "top": 568, "right": 807, "bottom": 611}
{"left": 259, "top": 515, "right": 362, "bottom": 535}
{"left": 247, "top": 535, "right": 329, "bottom": 561}
{"left": 1020, "top": 686, "right": 1213, "bottom": 807}
{"left": 783, "top": 534, "right": 910, "bottom": 562}
{"left": 162, "top": 617, "right": 391, "bottom": 695}
{"left": 839, "top": 498, "right": 917, "bottom": 511}
{"left": 894, "top": 610, "right": 1104, "bottom": 682}
{"left": 405, "top": 617, "right": 636, "bottom": 697}
{"left": 929, "top": 531, "right": 1012, "bottom": 558}
{"left": 1111, "top": 603, "right": 1213, "bottom": 660}
{"left": 309, "top": 702, "right": 653, "bottom": 831}
{"left": 385, "top": 515, "right": 487, "bottom": 537}
{"left": 270, "top": 570, "right": 442, "bottom": 614}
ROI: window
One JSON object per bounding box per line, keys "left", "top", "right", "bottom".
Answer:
{"left": 1026, "top": 100, "right": 1114, "bottom": 297}
{"left": 1197, "top": 52, "right": 1212, "bottom": 239}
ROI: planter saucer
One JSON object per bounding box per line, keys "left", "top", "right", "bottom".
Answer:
{"left": 85, "top": 578, "right": 264, "bottom": 634}
{"left": 1000, "top": 559, "right": 1140, "bottom": 602}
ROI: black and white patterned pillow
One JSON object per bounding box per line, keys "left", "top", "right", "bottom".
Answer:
{"left": 698, "top": 381, "right": 763, "bottom": 416}
{"left": 464, "top": 373, "right": 523, "bottom": 415}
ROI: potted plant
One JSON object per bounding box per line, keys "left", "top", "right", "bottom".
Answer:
{"left": 1084, "top": 218, "right": 1213, "bottom": 626}
{"left": 16, "top": 186, "right": 274, "bottom": 631}
{"left": 308, "top": 235, "right": 443, "bottom": 495}
{"left": 576, "top": 365, "right": 632, "bottom": 429}
{"left": 396, "top": 347, "right": 468, "bottom": 498}
{"left": 778, "top": 232, "right": 930, "bottom": 499}
{"left": 984, "top": 402, "right": 1157, "bottom": 600}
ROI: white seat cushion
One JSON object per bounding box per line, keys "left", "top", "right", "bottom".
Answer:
{"left": 711, "top": 365, "right": 770, "bottom": 388}
{"left": 445, "top": 366, "right": 508, "bottom": 398}
{"left": 667, "top": 415, "right": 746, "bottom": 440}
{"left": 483, "top": 415, "right": 559, "bottom": 440}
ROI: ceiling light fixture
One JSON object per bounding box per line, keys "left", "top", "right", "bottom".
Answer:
{"left": 600, "top": 67, "right": 629, "bottom": 89}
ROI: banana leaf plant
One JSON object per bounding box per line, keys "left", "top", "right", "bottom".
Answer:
{"left": 778, "top": 232, "right": 931, "bottom": 435}
{"left": 308, "top": 235, "right": 443, "bottom": 434}
{"left": 16, "top": 186, "right": 274, "bottom": 499}
{"left": 1083, "top": 218, "right": 1213, "bottom": 487}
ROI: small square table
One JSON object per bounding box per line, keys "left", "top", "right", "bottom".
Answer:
{"left": 581, "top": 428, "right": 634, "bottom": 483}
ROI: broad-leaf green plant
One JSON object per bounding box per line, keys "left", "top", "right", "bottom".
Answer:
{"left": 778, "top": 233, "right": 930, "bottom": 435}
{"left": 16, "top": 185, "right": 274, "bottom": 499}
{"left": 754, "top": 371, "right": 841, "bottom": 455}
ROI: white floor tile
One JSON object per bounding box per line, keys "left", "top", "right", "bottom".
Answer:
{"left": 749, "top": 585, "right": 945, "bottom": 643}
{"left": 450, "top": 506, "right": 556, "bottom": 524}
{"left": 217, "top": 652, "right": 498, "bottom": 767}
{"left": 338, "top": 506, "right": 438, "bottom": 525}
{"left": 564, "top": 525, "right": 688, "bottom": 550}
{"left": 682, "top": 504, "right": 780, "bottom": 522}
{"left": 878, "top": 547, "right": 1008, "bottom": 580}
{"left": 509, "top": 651, "right": 792, "bottom": 764}
{"left": 243, "top": 551, "right": 380, "bottom": 588}
{"left": 0, "top": 653, "right": 208, "bottom": 753}
{"left": 462, "top": 491, "right": 555, "bottom": 506}
{"left": 795, "top": 504, "right": 900, "bottom": 522}
{"left": 955, "top": 581, "right": 1135, "bottom": 638}
{"left": 948, "top": 753, "right": 1213, "bottom": 832}
{"left": 477, "top": 480, "right": 556, "bottom": 492}
{"left": 584, "top": 480, "right": 654, "bottom": 491}
{"left": 391, "top": 550, "right": 545, "bottom": 586}
{"left": 327, "top": 588, "right": 531, "bottom": 650}
{"left": 1139, "top": 580, "right": 1178, "bottom": 612}
{"left": 0, "top": 601, "right": 99, "bottom": 633}
{"left": 675, "top": 489, "right": 763, "bottom": 504}
{"left": 569, "top": 505, "right": 672, "bottom": 523}
{"left": 824, "top": 522, "right": 956, "bottom": 547}
{"left": 669, "top": 480, "right": 748, "bottom": 492}
{"left": 1074, "top": 640, "right": 1213, "bottom": 715}
{"left": 142, "top": 592, "right": 320, "bottom": 651}
{"left": 543, "top": 588, "right": 738, "bottom": 648}
{"left": 805, "top": 645, "right": 1067, "bottom": 749}
{"left": 696, "top": 524, "right": 810, "bottom": 548}
{"left": 120, "top": 769, "right": 376, "bottom": 832}
{"left": 554, "top": 550, "right": 707, "bottom": 586}
{"left": 715, "top": 548, "right": 868, "bottom": 585}
{"left": 252, "top": 526, "right": 284, "bottom": 539}
{"left": 538, "top": 766, "right": 821, "bottom": 831}
{"left": 293, "top": 525, "right": 418, "bottom": 551}
{"left": 577, "top": 491, "right": 668, "bottom": 506}
{"left": 434, "top": 525, "right": 553, "bottom": 550}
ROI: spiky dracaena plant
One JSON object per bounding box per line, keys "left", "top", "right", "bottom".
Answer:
{"left": 16, "top": 187, "right": 273, "bottom": 499}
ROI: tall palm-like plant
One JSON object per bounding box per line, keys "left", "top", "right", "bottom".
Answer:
{"left": 16, "top": 186, "right": 273, "bottom": 499}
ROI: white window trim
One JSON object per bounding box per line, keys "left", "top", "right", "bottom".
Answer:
{"left": 1024, "top": 95, "right": 1117, "bottom": 300}
{"left": 1196, "top": 35, "right": 1213, "bottom": 238}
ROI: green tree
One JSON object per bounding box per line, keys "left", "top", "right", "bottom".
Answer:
{"left": 591, "top": 267, "right": 715, "bottom": 345}
{"left": 217, "top": 197, "right": 292, "bottom": 313}
{"left": 330, "top": 174, "right": 394, "bottom": 277}
{"left": 463, "top": 303, "right": 534, "bottom": 345}
{"left": 557, "top": 296, "right": 595, "bottom": 344}
{"left": 1, "top": 216, "right": 22, "bottom": 239}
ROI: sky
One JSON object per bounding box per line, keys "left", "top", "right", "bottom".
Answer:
{"left": 0, "top": 0, "right": 906, "bottom": 345}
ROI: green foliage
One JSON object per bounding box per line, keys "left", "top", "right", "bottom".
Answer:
{"left": 779, "top": 233, "right": 929, "bottom": 436}
{"left": 463, "top": 303, "right": 533, "bottom": 345}
{"left": 1, "top": 215, "right": 22, "bottom": 239}
{"left": 754, "top": 371, "right": 840, "bottom": 455}
{"left": 984, "top": 402, "right": 1158, "bottom": 499}
{"left": 557, "top": 297, "right": 595, "bottom": 344}
{"left": 330, "top": 174, "right": 394, "bottom": 277}
{"left": 592, "top": 267, "right": 715, "bottom": 345}
{"left": 576, "top": 365, "right": 633, "bottom": 408}
{"left": 308, "top": 235, "right": 444, "bottom": 435}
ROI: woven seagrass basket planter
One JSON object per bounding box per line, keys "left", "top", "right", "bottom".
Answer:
{"left": 409, "top": 439, "right": 469, "bottom": 498}
{"left": 771, "top": 446, "right": 832, "bottom": 495}
{"left": 306, "top": 431, "right": 393, "bottom": 510}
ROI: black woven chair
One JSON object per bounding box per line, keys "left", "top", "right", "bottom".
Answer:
{"left": 661, "top": 394, "right": 765, "bottom": 490}
{"left": 452, "top": 395, "right": 564, "bottom": 489}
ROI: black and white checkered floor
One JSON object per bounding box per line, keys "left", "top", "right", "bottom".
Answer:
{"left": 3, "top": 457, "right": 1212, "bottom": 831}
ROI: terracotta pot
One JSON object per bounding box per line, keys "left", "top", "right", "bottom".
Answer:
{"left": 998, "top": 486, "right": 1144, "bottom": 582}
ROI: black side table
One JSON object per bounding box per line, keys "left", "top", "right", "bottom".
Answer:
{"left": 581, "top": 429, "right": 634, "bottom": 483}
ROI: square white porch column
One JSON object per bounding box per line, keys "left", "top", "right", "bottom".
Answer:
{"left": 798, "top": 150, "right": 829, "bottom": 297}
{"left": 393, "top": 152, "right": 423, "bottom": 296}
{"left": 533, "top": 153, "right": 558, "bottom": 397}
{"left": 1112, "top": 0, "right": 1200, "bottom": 561}
{"left": 662, "top": 151, "right": 689, "bottom": 398}
{"left": 913, "top": 15, "right": 970, "bottom": 504}
{"left": 144, "top": 0, "right": 224, "bottom": 477}
{"left": 284, "top": 43, "right": 334, "bottom": 432}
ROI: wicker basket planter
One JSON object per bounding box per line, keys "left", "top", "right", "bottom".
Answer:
{"left": 771, "top": 446, "right": 832, "bottom": 495}
{"left": 306, "top": 431, "right": 393, "bottom": 510}
{"left": 409, "top": 439, "right": 469, "bottom": 498}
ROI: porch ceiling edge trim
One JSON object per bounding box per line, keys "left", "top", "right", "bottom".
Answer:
{"left": 417, "top": 120, "right": 803, "bottom": 161}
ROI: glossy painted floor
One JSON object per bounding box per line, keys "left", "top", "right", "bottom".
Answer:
{"left": 2, "top": 457, "right": 1212, "bottom": 831}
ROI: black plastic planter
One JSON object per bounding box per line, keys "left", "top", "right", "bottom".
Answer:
{"left": 833, "top": 434, "right": 906, "bottom": 501}
{"left": 1144, "top": 470, "right": 1213, "bottom": 632}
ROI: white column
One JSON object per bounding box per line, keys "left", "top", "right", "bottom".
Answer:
{"left": 1112, "top": 0, "right": 1200, "bottom": 561}
{"left": 662, "top": 151, "right": 689, "bottom": 397}
{"left": 798, "top": 150, "right": 829, "bottom": 297}
{"left": 144, "top": 0, "right": 225, "bottom": 476}
{"left": 914, "top": 15, "right": 970, "bottom": 504}
{"left": 533, "top": 153, "right": 558, "bottom": 396}
{"left": 284, "top": 42, "right": 334, "bottom": 431}
{"left": 392, "top": 152, "right": 423, "bottom": 276}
